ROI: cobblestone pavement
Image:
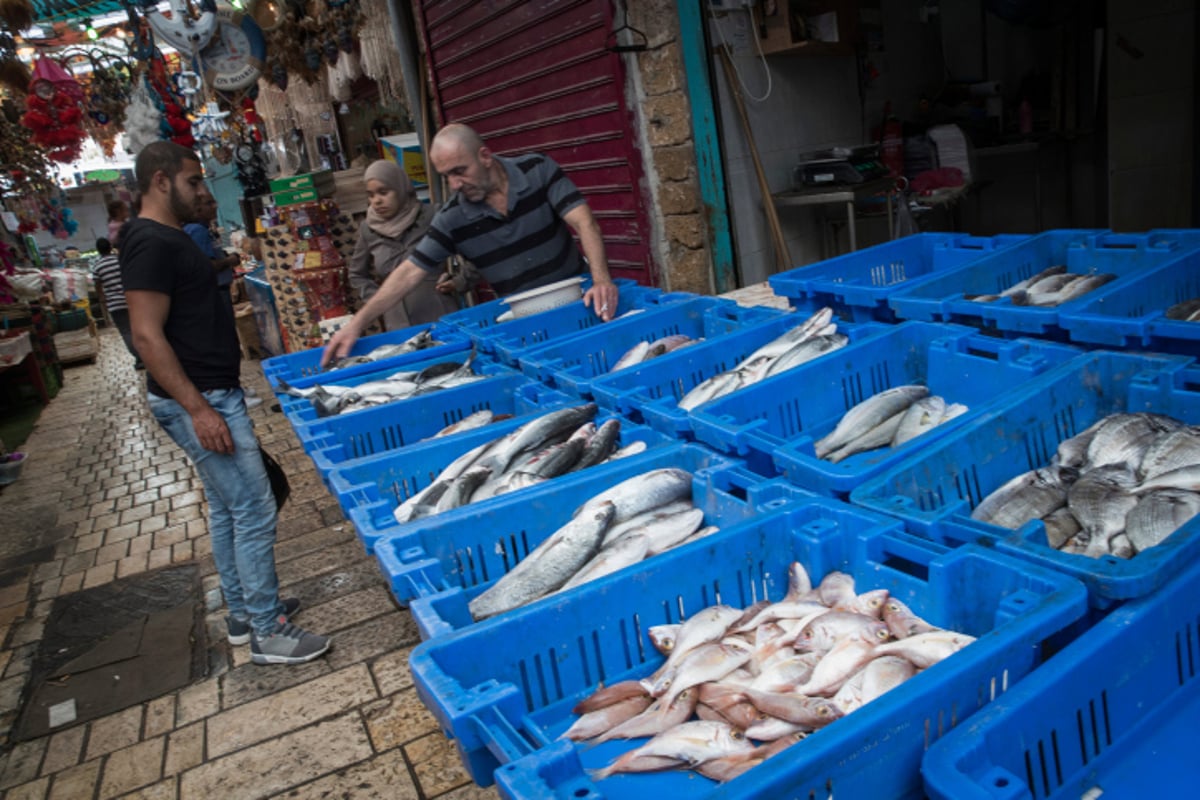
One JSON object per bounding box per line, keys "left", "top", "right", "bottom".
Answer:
{"left": 0, "top": 327, "right": 499, "bottom": 799}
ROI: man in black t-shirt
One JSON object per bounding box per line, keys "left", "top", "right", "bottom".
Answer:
{"left": 122, "top": 141, "right": 329, "bottom": 666}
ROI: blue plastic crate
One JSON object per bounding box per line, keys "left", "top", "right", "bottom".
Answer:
{"left": 689, "top": 322, "right": 1079, "bottom": 495}
{"left": 332, "top": 410, "right": 676, "bottom": 554}
{"left": 887, "top": 230, "right": 1198, "bottom": 337}
{"left": 588, "top": 312, "right": 886, "bottom": 439}
{"left": 923, "top": 546, "right": 1200, "bottom": 799}
{"left": 408, "top": 498, "right": 1087, "bottom": 794}
{"left": 1058, "top": 232, "right": 1200, "bottom": 354}
{"left": 514, "top": 296, "right": 784, "bottom": 399}
{"left": 439, "top": 278, "right": 652, "bottom": 352}
{"left": 850, "top": 350, "right": 1200, "bottom": 607}
{"left": 375, "top": 447, "right": 791, "bottom": 634}
{"left": 259, "top": 322, "right": 472, "bottom": 389}
{"left": 274, "top": 350, "right": 516, "bottom": 427}
{"left": 769, "top": 233, "right": 1030, "bottom": 323}
{"left": 295, "top": 375, "right": 571, "bottom": 480}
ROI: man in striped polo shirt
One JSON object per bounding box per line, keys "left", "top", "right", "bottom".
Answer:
{"left": 92, "top": 237, "right": 143, "bottom": 369}
{"left": 321, "top": 123, "right": 618, "bottom": 367}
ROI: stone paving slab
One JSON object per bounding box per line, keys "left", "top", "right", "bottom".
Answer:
{"left": 0, "top": 328, "right": 500, "bottom": 799}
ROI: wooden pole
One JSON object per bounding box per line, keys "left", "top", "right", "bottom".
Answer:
{"left": 718, "top": 48, "right": 791, "bottom": 273}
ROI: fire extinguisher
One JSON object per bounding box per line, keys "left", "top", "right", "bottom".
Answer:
{"left": 878, "top": 102, "right": 904, "bottom": 178}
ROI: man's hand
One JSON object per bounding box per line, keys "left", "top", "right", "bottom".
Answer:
{"left": 435, "top": 273, "right": 457, "bottom": 294}
{"left": 321, "top": 325, "right": 360, "bottom": 368}
{"left": 192, "top": 405, "right": 234, "bottom": 454}
{"left": 583, "top": 279, "right": 619, "bottom": 322}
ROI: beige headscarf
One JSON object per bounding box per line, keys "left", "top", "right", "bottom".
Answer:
{"left": 364, "top": 160, "right": 421, "bottom": 239}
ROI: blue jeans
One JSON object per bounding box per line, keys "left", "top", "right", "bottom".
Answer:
{"left": 148, "top": 387, "right": 282, "bottom": 635}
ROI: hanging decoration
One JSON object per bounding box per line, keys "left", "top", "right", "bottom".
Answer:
{"left": 198, "top": 3, "right": 267, "bottom": 92}
{"left": 0, "top": 99, "right": 55, "bottom": 195}
{"left": 142, "top": 0, "right": 218, "bottom": 57}
{"left": 0, "top": 30, "right": 29, "bottom": 93}
{"left": 80, "top": 51, "right": 133, "bottom": 158}
{"left": 19, "top": 57, "right": 88, "bottom": 163}
{"left": 121, "top": 78, "right": 166, "bottom": 155}
{"left": 357, "top": 0, "right": 406, "bottom": 107}
{"left": 0, "top": 0, "right": 34, "bottom": 35}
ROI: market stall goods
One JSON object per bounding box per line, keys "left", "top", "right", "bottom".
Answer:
{"left": 971, "top": 412, "right": 1200, "bottom": 558}
{"left": 814, "top": 385, "right": 968, "bottom": 463}
{"left": 564, "top": 563, "right": 973, "bottom": 784}
{"left": 327, "top": 328, "right": 446, "bottom": 370}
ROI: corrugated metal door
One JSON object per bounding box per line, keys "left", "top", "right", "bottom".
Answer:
{"left": 414, "top": 0, "right": 655, "bottom": 285}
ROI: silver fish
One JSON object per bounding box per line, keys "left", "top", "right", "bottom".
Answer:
{"left": 575, "top": 468, "right": 694, "bottom": 525}
{"left": 891, "top": 395, "right": 949, "bottom": 447}
{"left": 1000, "top": 264, "right": 1067, "bottom": 297}
{"left": 762, "top": 333, "right": 849, "bottom": 379}
{"left": 678, "top": 369, "right": 744, "bottom": 411}
{"left": 1054, "top": 272, "right": 1116, "bottom": 303}
{"left": 1085, "top": 413, "right": 1182, "bottom": 471}
{"left": 558, "top": 533, "right": 651, "bottom": 592}
{"left": 471, "top": 404, "right": 598, "bottom": 477}
{"left": 860, "top": 655, "right": 916, "bottom": 705}
{"left": 612, "top": 340, "right": 651, "bottom": 372}
{"left": 971, "top": 467, "right": 1068, "bottom": 530}
{"left": 815, "top": 385, "right": 929, "bottom": 459}
{"left": 1041, "top": 506, "right": 1082, "bottom": 550}
{"left": 794, "top": 627, "right": 881, "bottom": 697}
{"left": 601, "top": 499, "right": 696, "bottom": 548}
{"left": 652, "top": 638, "right": 755, "bottom": 708}
{"left": 434, "top": 465, "right": 493, "bottom": 513}
{"left": 1067, "top": 464, "right": 1139, "bottom": 557}
{"left": 796, "top": 611, "right": 891, "bottom": 654}
{"left": 430, "top": 409, "right": 497, "bottom": 439}
{"left": 824, "top": 409, "right": 907, "bottom": 463}
{"left": 1124, "top": 490, "right": 1200, "bottom": 553}
{"left": 1139, "top": 428, "right": 1200, "bottom": 480}
{"left": 569, "top": 418, "right": 622, "bottom": 472}
{"left": 1133, "top": 464, "right": 1200, "bottom": 494}
{"left": 467, "top": 503, "right": 616, "bottom": 620}
{"left": 1165, "top": 298, "right": 1200, "bottom": 321}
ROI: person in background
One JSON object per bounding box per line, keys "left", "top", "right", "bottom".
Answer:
{"left": 185, "top": 195, "right": 259, "bottom": 406}
{"left": 122, "top": 141, "right": 330, "bottom": 666}
{"left": 115, "top": 194, "right": 141, "bottom": 252}
{"left": 91, "top": 237, "right": 143, "bottom": 369}
{"left": 321, "top": 123, "right": 618, "bottom": 366}
{"left": 347, "top": 159, "right": 461, "bottom": 332}
{"left": 107, "top": 199, "right": 130, "bottom": 247}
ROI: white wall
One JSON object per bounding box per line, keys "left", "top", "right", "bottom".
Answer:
{"left": 712, "top": 11, "right": 862, "bottom": 286}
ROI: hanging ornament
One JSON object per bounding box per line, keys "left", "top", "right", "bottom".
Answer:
{"left": 143, "top": 0, "right": 218, "bottom": 57}
{"left": 0, "top": 0, "right": 34, "bottom": 36}
{"left": 20, "top": 58, "right": 87, "bottom": 163}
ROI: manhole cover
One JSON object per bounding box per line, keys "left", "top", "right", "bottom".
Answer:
{"left": 11, "top": 564, "right": 207, "bottom": 741}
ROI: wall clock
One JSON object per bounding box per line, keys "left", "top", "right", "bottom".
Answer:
{"left": 199, "top": 3, "right": 267, "bottom": 92}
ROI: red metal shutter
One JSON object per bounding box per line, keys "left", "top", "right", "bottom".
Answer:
{"left": 414, "top": 0, "right": 656, "bottom": 286}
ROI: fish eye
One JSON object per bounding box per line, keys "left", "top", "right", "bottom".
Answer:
{"left": 732, "top": 730, "right": 745, "bottom": 740}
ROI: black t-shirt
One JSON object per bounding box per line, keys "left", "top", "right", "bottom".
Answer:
{"left": 119, "top": 217, "right": 240, "bottom": 397}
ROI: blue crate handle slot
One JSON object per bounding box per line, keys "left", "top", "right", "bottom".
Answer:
{"left": 470, "top": 705, "right": 540, "bottom": 766}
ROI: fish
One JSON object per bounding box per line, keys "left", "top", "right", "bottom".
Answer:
{"left": 1067, "top": 463, "right": 1140, "bottom": 557}
{"left": 329, "top": 328, "right": 444, "bottom": 369}
{"left": 558, "top": 533, "right": 651, "bottom": 592}
{"left": 647, "top": 624, "right": 681, "bottom": 656}
{"left": 561, "top": 694, "right": 654, "bottom": 741}
{"left": 471, "top": 404, "right": 598, "bottom": 477}
{"left": 1139, "top": 427, "right": 1200, "bottom": 480}
{"left": 611, "top": 340, "right": 651, "bottom": 372}
{"left": 873, "top": 630, "right": 975, "bottom": 668}
{"left": 678, "top": 369, "right": 745, "bottom": 411}
{"left": 1040, "top": 506, "right": 1082, "bottom": 550}
{"left": 794, "top": 627, "right": 882, "bottom": 696}
{"left": 971, "top": 467, "right": 1068, "bottom": 530}
{"left": 430, "top": 409, "right": 499, "bottom": 439}
{"left": 569, "top": 418, "right": 622, "bottom": 472}
{"left": 434, "top": 465, "right": 492, "bottom": 513}
{"left": 572, "top": 680, "right": 650, "bottom": 715}
{"left": 815, "top": 385, "right": 929, "bottom": 459}
{"left": 1165, "top": 297, "right": 1200, "bottom": 321}
{"left": 1133, "top": 464, "right": 1200, "bottom": 494}
{"left": 601, "top": 499, "right": 696, "bottom": 548}
{"left": 1086, "top": 413, "right": 1183, "bottom": 471}
{"left": 824, "top": 409, "right": 907, "bottom": 463}
{"left": 1124, "top": 489, "right": 1200, "bottom": 553}
{"left": 575, "top": 468, "right": 694, "bottom": 525}
{"left": 999, "top": 264, "right": 1067, "bottom": 297}
{"left": 795, "top": 611, "right": 891, "bottom": 654}
{"left": 891, "top": 395, "right": 952, "bottom": 447}
{"left": 762, "top": 334, "right": 848, "bottom": 379}
{"left": 467, "top": 503, "right": 616, "bottom": 620}
{"left": 740, "top": 688, "right": 842, "bottom": 729}
{"left": 590, "top": 721, "right": 755, "bottom": 780}
{"left": 860, "top": 655, "right": 916, "bottom": 705}
{"left": 593, "top": 687, "right": 699, "bottom": 743}
{"left": 881, "top": 597, "right": 938, "bottom": 640}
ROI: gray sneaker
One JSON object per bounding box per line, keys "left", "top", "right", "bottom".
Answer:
{"left": 251, "top": 621, "right": 331, "bottom": 665}
{"left": 226, "top": 597, "right": 301, "bottom": 646}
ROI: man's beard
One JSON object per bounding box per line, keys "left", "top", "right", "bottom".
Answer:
{"left": 168, "top": 182, "right": 199, "bottom": 224}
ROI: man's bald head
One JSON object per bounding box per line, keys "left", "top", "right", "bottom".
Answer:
{"left": 430, "top": 123, "right": 485, "bottom": 159}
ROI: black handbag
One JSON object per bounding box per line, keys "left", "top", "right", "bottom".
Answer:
{"left": 260, "top": 447, "right": 290, "bottom": 511}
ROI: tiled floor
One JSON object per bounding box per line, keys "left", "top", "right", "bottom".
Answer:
{"left": 0, "top": 328, "right": 499, "bottom": 799}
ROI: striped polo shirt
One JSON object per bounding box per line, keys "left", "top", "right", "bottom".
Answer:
{"left": 410, "top": 153, "right": 586, "bottom": 296}
{"left": 92, "top": 254, "right": 127, "bottom": 312}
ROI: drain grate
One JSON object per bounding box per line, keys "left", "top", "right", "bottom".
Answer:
{"left": 11, "top": 563, "right": 207, "bottom": 741}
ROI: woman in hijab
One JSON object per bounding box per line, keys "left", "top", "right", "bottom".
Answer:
{"left": 347, "top": 160, "right": 459, "bottom": 329}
